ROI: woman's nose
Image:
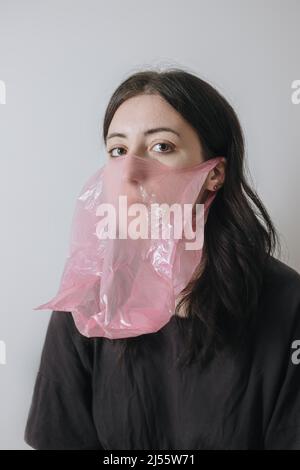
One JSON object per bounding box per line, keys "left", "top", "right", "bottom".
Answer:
{"left": 122, "top": 153, "right": 148, "bottom": 184}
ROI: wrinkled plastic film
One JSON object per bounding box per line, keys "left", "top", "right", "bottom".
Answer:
{"left": 34, "top": 153, "right": 224, "bottom": 339}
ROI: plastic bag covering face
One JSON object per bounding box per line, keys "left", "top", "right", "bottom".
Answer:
{"left": 34, "top": 153, "right": 224, "bottom": 339}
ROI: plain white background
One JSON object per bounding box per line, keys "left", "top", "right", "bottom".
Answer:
{"left": 0, "top": 0, "right": 299, "bottom": 449}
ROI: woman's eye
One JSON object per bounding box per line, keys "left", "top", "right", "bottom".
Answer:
{"left": 108, "top": 147, "right": 126, "bottom": 157}
{"left": 108, "top": 143, "right": 174, "bottom": 157}
{"left": 152, "top": 142, "right": 174, "bottom": 153}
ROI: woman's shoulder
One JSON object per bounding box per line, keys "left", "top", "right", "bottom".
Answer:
{"left": 47, "top": 310, "right": 98, "bottom": 343}
{"left": 45, "top": 310, "right": 91, "bottom": 348}
{"left": 256, "top": 255, "right": 300, "bottom": 335}
{"left": 262, "top": 254, "right": 300, "bottom": 295}
{"left": 39, "top": 310, "right": 99, "bottom": 377}
{"left": 266, "top": 255, "right": 300, "bottom": 284}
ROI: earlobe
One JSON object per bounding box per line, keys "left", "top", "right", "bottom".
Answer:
{"left": 209, "top": 160, "right": 226, "bottom": 191}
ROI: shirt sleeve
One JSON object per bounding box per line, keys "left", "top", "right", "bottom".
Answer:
{"left": 24, "top": 310, "right": 104, "bottom": 450}
{"left": 263, "top": 283, "right": 300, "bottom": 450}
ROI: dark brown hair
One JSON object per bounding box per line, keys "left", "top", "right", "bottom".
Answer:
{"left": 101, "top": 67, "right": 280, "bottom": 370}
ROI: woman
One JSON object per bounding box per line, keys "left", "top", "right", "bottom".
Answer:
{"left": 24, "top": 68, "right": 300, "bottom": 450}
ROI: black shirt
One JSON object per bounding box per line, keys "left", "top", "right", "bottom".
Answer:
{"left": 24, "top": 255, "right": 300, "bottom": 450}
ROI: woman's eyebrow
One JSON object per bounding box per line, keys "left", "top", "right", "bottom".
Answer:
{"left": 107, "top": 127, "right": 181, "bottom": 140}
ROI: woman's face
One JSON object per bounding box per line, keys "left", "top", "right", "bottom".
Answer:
{"left": 106, "top": 93, "right": 207, "bottom": 168}
{"left": 105, "top": 93, "right": 226, "bottom": 192}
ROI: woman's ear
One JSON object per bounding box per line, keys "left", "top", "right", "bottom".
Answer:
{"left": 192, "top": 158, "right": 226, "bottom": 208}
{"left": 205, "top": 158, "right": 226, "bottom": 192}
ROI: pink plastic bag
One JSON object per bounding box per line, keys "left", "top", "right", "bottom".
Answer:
{"left": 34, "top": 153, "right": 224, "bottom": 339}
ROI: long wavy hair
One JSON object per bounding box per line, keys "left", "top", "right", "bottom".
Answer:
{"left": 101, "top": 68, "right": 281, "bottom": 370}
